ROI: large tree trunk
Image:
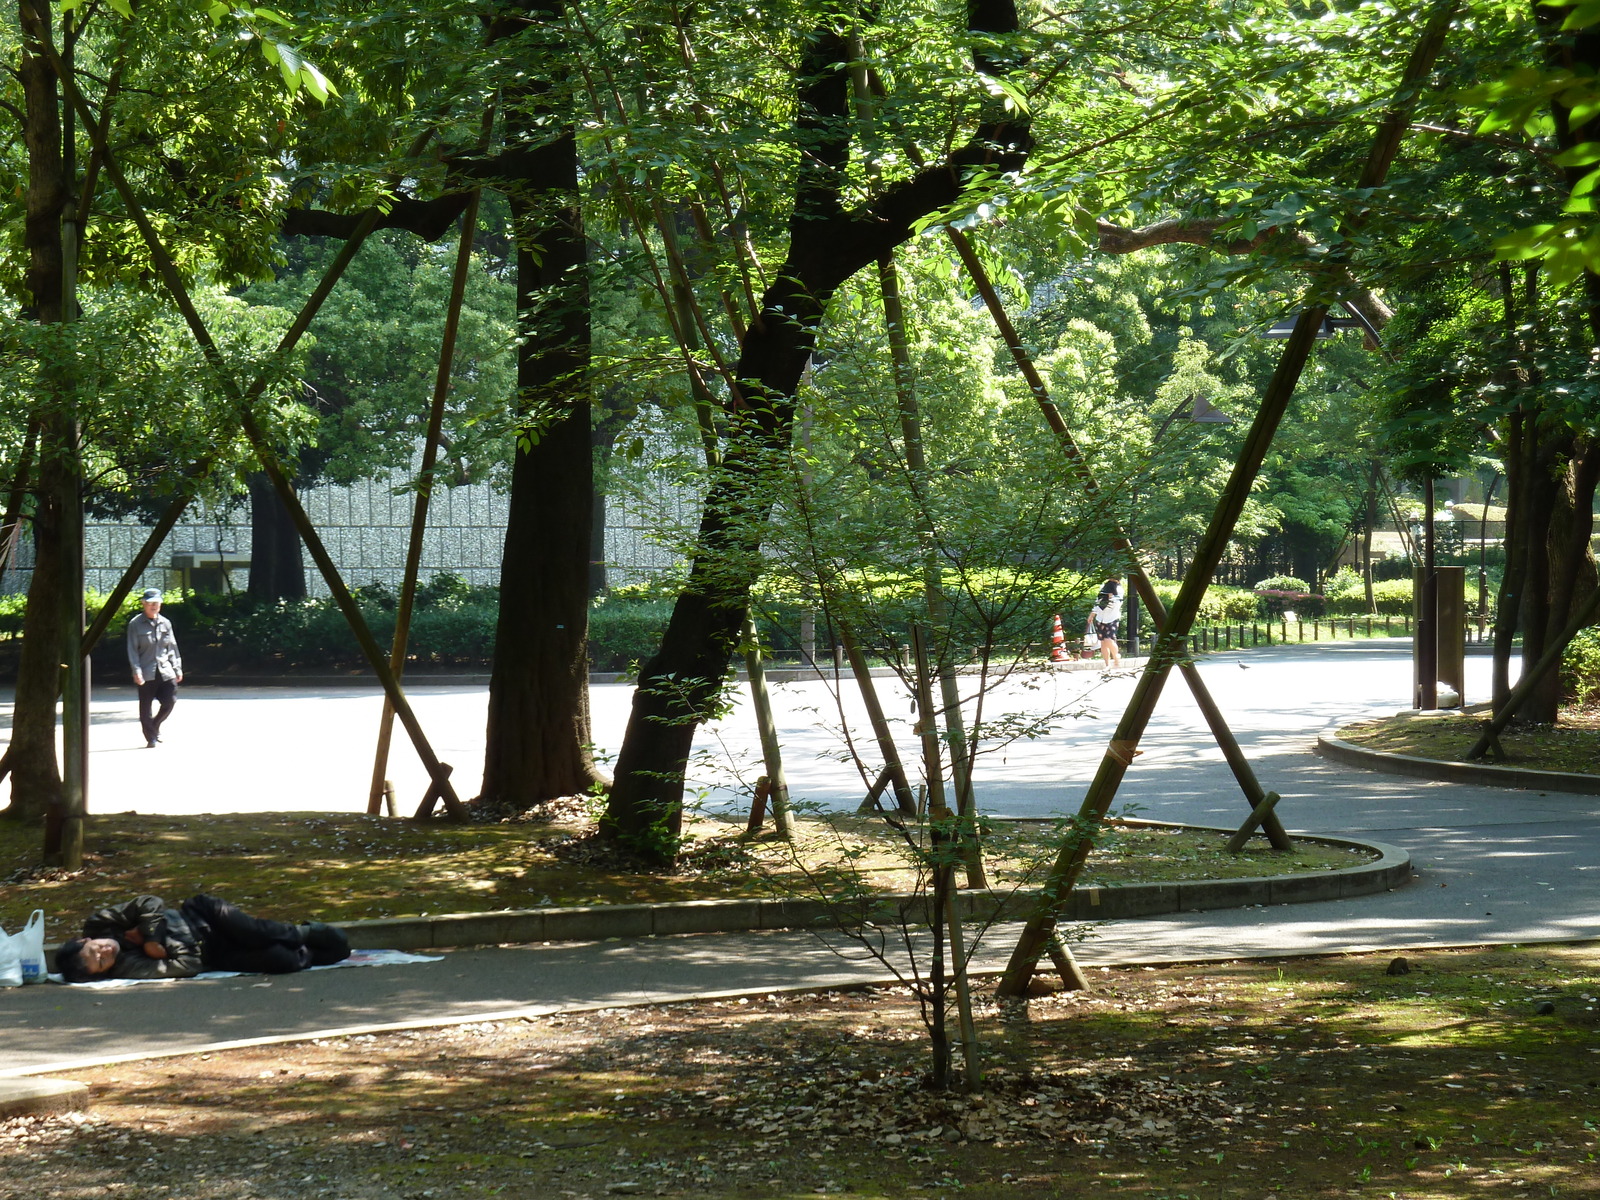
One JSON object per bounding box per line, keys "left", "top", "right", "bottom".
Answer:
{"left": 274, "top": 3, "right": 607, "bottom": 806}
{"left": 1520, "top": 2, "right": 1600, "bottom": 722}
{"left": 246, "top": 471, "right": 307, "bottom": 601}
{"left": 476, "top": 2, "right": 604, "bottom": 808}
{"left": 1524, "top": 439, "right": 1600, "bottom": 720}
{"left": 602, "top": 1, "right": 1032, "bottom": 858}
{"left": 5, "top": 0, "right": 68, "bottom": 825}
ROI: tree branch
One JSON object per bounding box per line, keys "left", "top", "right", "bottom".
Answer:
{"left": 281, "top": 191, "right": 472, "bottom": 242}
{"left": 1094, "top": 215, "right": 1274, "bottom": 255}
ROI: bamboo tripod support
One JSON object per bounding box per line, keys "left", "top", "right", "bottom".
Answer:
{"left": 992, "top": 3, "right": 1454, "bottom": 996}
{"left": 943, "top": 227, "right": 1291, "bottom": 853}
{"left": 995, "top": 306, "right": 1330, "bottom": 997}
{"left": 38, "top": 29, "right": 465, "bottom": 817}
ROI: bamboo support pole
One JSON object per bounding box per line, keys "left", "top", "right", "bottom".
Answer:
{"left": 1467, "top": 583, "right": 1600, "bottom": 760}
{"left": 37, "top": 34, "right": 466, "bottom": 816}
{"left": 944, "top": 228, "right": 1292, "bottom": 852}
{"left": 995, "top": 307, "right": 1329, "bottom": 998}
{"left": 1046, "top": 932, "right": 1091, "bottom": 992}
{"left": 840, "top": 624, "right": 918, "bottom": 815}
{"left": 743, "top": 610, "right": 795, "bottom": 837}
{"left": 77, "top": 124, "right": 432, "bottom": 659}
{"left": 367, "top": 189, "right": 483, "bottom": 814}
{"left": 1225, "top": 791, "right": 1283, "bottom": 854}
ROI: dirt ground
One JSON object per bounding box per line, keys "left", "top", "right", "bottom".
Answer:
{"left": 6, "top": 945, "right": 1598, "bottom": 1200}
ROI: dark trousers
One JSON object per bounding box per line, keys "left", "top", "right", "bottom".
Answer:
{"left": 137, "top": 677, "right": 177, "bottom": 743}
{"left": 180, "top": 894, "right": 311, "bottom": 975}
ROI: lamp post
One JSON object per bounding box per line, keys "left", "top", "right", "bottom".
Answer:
{"left": 1126, "top": 393, "right": 1232, "bottom": 657}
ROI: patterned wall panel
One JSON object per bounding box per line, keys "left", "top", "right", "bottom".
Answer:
{"left": 4, "top": 469, "right": 696, "bottom": 597}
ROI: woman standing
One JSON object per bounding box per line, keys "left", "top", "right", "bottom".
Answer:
{"left": 1086, "top": 573, "right": 1124, "bottom": 669}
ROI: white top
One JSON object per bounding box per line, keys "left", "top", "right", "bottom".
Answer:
{"left": 1090, "top": 597, "right": 1122, "bottom": 625}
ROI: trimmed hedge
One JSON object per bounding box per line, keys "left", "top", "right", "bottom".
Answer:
{"left": 72, "top": 577, "right": 501, "bottom": 674}
{"left": 35, "top": 566, "right": 1527, "bottom": 676}
{"left": 588, "top": 598, "right": 674, "bottom": 672}
{"left": 1145, "top": 580, "right": 1258, "bottom": 623}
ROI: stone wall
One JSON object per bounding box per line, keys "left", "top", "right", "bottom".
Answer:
{"left": 1, "top": 471, "right": 695, "bottom": 597}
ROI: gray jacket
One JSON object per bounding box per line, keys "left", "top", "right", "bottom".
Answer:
{"left": 127, "top": 612, "right": 182, "bottom": 681}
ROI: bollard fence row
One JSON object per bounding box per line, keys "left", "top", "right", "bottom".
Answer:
{"left": 1164, "top": 611, "right": 1492, "bottom": 659}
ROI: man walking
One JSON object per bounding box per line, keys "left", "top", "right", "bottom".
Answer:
{"left": 127, "top": 587, "right": 182, "bottom": 748}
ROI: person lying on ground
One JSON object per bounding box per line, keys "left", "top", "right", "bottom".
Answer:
{"left": 54, "top": 894, "right": 350, "bottom": 982}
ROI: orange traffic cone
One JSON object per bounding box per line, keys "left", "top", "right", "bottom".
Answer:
{"left": 1050, "top": 614, "right": 1068, "bottom": 662}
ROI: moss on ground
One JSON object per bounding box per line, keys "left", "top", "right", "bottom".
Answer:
{"left": 0, "top": 809, "right": 1369, "bottom": 944}
{"left": 1337, "top": 705, "right": 1600, "bottom": 776}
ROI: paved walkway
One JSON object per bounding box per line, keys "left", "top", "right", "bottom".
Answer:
{"left": 2, "top": 640, "right": 1597, "bottom": 1078}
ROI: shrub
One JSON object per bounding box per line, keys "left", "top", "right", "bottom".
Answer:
{"left": 588, "top": 597, "right": 674, "bottom": 672}
{"left": 1323, "top": 573, "right": 1495, "bottom": 617}
{"left": 1322, "top": 567, "right": 1378, "bottom": 615}
{"left": 0, "top": 592, "right": 25, "bottom": 638}
{"left": 1365, "top": 578, "right": 1413, "bottom": 615}
{"left": 1251, "top": 574, "right": 1310, "bottom": 593}
{"left": 1562, "top": 626, "right": 1600, "bottom": 706}
{"left": 1323, "top": 567, "right": 1364, "bottom": 599}
{"left": 417, "top": 571, "right": 478, "bottom": 609}
{"left": 1254, "top": 588, "right": 1325, "bottom": 619}
{"left": 407, "top": 602, "right": 497, "bottom": 661}
{"left": 1248, "top": 576, "right": 1321, "bottom": 619}
{"left": 1148, "top": 580, "right": 1259, "bottom": 624}
{"left": 130, "top": 575, "right": 505, "bottom": 670}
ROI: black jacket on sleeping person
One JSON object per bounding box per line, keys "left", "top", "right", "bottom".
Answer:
{"left": 79, "top": 894, "right": 343, "bottom": 979}
{"left": 82, "top": 895, "right": 204, "bottom": 979}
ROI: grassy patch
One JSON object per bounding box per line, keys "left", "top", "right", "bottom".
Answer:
{"left": 1338, "top": 705, "right": 1600, "bottom": 776}
{"left": 0, "top": 809, "right": 1370, "bottom": 944}
{"left": 9, "top": 945, "right": 1599, "bottom": 1197}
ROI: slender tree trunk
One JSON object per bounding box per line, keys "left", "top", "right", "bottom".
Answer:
{"left": 1493, "top": 409, "right": 1529, "bottom": 707}
{"left": 602, "top": 276, "right": 822, "bottom": 850}
{"left": 602, "top": 1, "right": 1031, "bottom": 858}
{"left": 5, "top": 0, "right": 68, "bottom": 825}
{"left": 246, "top": 471, "right": 307, "bottom": 601}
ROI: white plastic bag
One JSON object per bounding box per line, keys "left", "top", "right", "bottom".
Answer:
{"left": 13, "top": 909, "right": 46, "bottom": 983}
{"left": 0, "top": 926, "right": 20, "bottom": 987}
{"left": 0, "top": 909, "right": 46, "bottom": 985}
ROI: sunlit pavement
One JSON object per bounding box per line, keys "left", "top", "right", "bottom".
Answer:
{"left": 0, "top": 638, "right": 1516, "bottom": 825}
{"left": 2, "top": 639, "right": 1597, "bottom": 1077}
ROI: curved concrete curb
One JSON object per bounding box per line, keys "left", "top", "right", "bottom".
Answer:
{"left": 1318, "top": 730, "right": 1600, "bottom": 796}
{"left": 0, "top": 1078, "right": 89, "bottom": 1119}
{"left": 338, "top": 827, "right": 1413, "bottom": 952}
